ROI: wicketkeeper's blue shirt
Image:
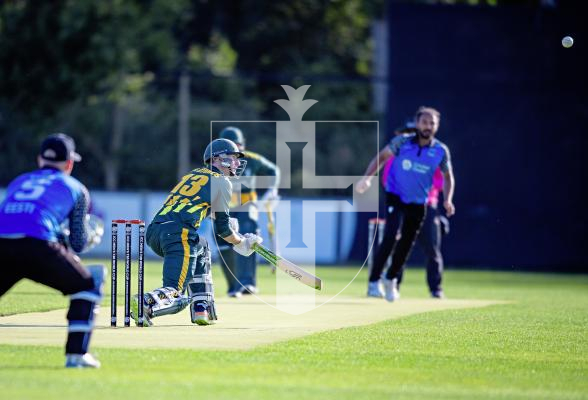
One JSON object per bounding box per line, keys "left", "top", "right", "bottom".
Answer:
{"left": 0, "top": 167, "right": 89, "bottom": 250}
{"left": 385, "top": 134, "right": 452, "bottom": 205}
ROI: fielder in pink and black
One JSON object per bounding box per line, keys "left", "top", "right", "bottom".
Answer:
{"left": 356, "top": 107, "right": 455, "bottom": 301}
{"left": 0, "top": 134, "right": 105, "bottom": 368}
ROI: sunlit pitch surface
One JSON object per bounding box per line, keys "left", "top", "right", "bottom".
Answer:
{"left": 0, "top": 296, "right": 503, "bottom": 350}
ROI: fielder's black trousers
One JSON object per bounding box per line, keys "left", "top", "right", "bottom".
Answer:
{"left": 395, "top": 205, "right": 444, "bottom": 293}
{"left": 0, "top": 238, "right": 93, "bottom": 296}
{"left": 369, "top": 193, "right": 426, "bottom": 282}
{"left": 418, "top": 206, "right": 444, "bottom": 293}
{"left": 0, "top": 237, "right": 96, "bottom": 355}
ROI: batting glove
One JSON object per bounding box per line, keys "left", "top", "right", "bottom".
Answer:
{"left": 233, "top": 233, "right": 263, "bottom": 257}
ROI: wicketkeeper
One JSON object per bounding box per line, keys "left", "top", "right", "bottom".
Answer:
{"left": 0, "top": 134, "right": 105, "bottom": 368}
{"left": 132, "top": 138, "right": 263, "bottom": 326}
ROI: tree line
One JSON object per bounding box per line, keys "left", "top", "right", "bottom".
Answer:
{"left": 0, "top": 0, "right": 382, "bottom": 193}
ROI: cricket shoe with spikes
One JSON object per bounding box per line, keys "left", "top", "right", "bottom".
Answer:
{"left": 130, "top": 295, "right": 153, "bottom": 327}
{"left": 65, "top": 353, "right": 101, "bottom": 369}
{"left": 227, "top": 289, "right": 242, "bottom": 298}
{"left": 191, "top": 301, "right": 216, "bottom": 326}
{"left": 383, "top": 278, "right": 400, "bottom": 302}
{"left": 240, "top": 284, "right": 259, "bottom": 295}
{"left": 367, "top": 280, "right": 384, "bottom": 298}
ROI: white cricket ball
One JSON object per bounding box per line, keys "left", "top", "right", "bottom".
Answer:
{"left": 562, "top": 36, "right": 574, "bottom": 48}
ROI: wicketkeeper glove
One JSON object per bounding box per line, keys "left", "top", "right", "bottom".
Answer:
{"left": 233, "top": 233, "right": 263, "bottom": 257}
{"left": 82, "top": 214, "right": 104, "bottom": 253}
{"left": 58, "top": 214, "right": 104, "bottom": 253}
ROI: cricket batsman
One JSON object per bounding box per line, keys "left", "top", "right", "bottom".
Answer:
{"left": 131, "top": 138, "right": 263, "bottom": 326}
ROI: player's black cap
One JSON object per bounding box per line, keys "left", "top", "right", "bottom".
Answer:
{"left": 40, "top": 133, "right": 82, "bottom": 162}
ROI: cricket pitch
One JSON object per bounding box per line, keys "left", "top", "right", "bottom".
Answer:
{"left": 0, "top": 296, "right": 503, "bottom": 350}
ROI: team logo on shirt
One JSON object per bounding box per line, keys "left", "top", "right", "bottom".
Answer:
{"left": 413, "top": 162, "right": 430, "bottom": 174}
{"left": 402, "top": 159, "right": 412, "bottom": 171}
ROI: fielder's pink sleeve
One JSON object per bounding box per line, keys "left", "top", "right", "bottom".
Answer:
{"left": 427, "top": 168, "right": 444, "bottom": 207}
{"left": 381, "top": 157, "right": 393, "bottom": 188}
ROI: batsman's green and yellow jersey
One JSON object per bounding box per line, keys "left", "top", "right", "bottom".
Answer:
{"left": 151, "top": 166, "right": 233, "bottom": 237}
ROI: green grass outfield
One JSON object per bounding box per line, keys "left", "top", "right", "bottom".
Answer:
{"left": 0, "top": 262, "right": 587, "bottom": 400}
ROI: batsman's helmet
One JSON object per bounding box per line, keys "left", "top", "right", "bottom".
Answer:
{"left": 203, "top": 138, "right": 244, "bottom": 165}
{"left": 219, "top": 127, "right": 245, "bottom": 146}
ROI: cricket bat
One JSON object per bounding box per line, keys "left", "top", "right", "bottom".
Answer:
{"left": 253, "top": 243, "right": 322, "bottom": 290}
{"left": 266, "top": 206, "right": 277, "bottom": 274}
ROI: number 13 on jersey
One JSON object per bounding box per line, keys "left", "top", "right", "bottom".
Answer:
{"left": 159, "top": 174, "right": 210, "bottom": 216}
